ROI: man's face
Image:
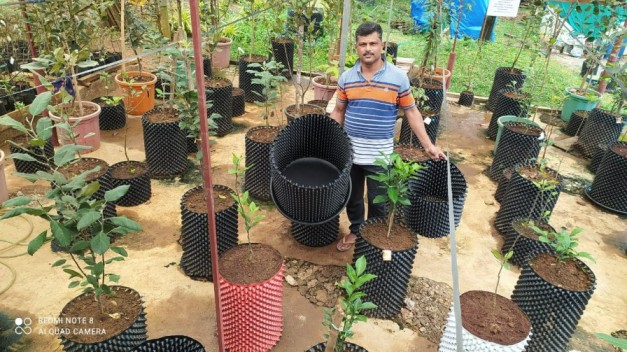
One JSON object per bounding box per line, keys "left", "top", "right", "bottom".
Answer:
{"left": 355, "top": 32, "right": 382, "bottom": 65}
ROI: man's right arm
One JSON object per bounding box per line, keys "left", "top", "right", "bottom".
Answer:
{"left": 330, "top": 100, "right": 347, "bottom": 126}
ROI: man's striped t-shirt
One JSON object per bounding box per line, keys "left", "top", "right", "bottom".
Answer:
{"left": 337, "top": 59, "right": 415, "bottom": 165}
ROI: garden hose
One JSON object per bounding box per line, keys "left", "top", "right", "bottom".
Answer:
{"left": 0, "top": 214, "right": 35, "bottom": 296}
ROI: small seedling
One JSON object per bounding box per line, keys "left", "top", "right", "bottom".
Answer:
{"left": 534, "top": 226, "right": 595, "bottom": 264}
{"left": 322, "top": 255, "right": 377, "bottom": 352}
{"left": 369, "top": 152, "right": 424, "bottom": 238}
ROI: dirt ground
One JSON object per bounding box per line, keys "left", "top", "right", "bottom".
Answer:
{"left": 0, "top": 69, "right": 625, "bottom": 351}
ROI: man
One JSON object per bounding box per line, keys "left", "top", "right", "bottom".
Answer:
{"left": 330, "top": 22, "right": 446, "bottom": 251}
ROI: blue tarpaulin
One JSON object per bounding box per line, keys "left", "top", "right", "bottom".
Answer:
{"left": 411, "top": 0, "right": 495, "bottom": 40}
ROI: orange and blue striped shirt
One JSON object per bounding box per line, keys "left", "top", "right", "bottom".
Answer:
{"left": 337, "top": 60, "right": 415, "bottom": 164}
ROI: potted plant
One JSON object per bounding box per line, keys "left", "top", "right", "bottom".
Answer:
{"left": 585, "top": 141, "right": 627, "bottom": 214}
{"left": 200, "top": 0, "right": 233, "bottom": 70}
{"left": 312, "top": 61, "right": 339, "bottom": 101}
{"left": 238, "top": 0, "right": 268, "bottom": 102}
{"left": 306, "top": 255, "right": 376, "bottom": 352}
{"left": 487, "top": 81, "right": 532, "bottom": 141}
{"left": 352, "top": 152, "right": 420, "bottom": 318}
{"left": 93, "top": 71, "right": 126, "bottom": 131}
{"left": 244, "top": 60, "right": 287, "bottom": 201}
{"left": 115, "top": 9, "right": 159, "bottom": 115}
{"left": 0, "top": 91, "right": 146, "bottom": 350}
{"left": 219, "top": 154, "right": 285, "bottom": 350}
{"left": 512, "top": 226, "right": 596, "bottom": 351}
{"left": 399, "top": 86, "right": 439, "bottom": 148}
{"left": 413, "top": 0, "right": 451, "bottom": 87}
{"left": 440, "top": 246, "right": 532, "bottom": 351}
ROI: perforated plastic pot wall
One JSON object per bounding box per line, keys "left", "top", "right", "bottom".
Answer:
{"left": 306, "top": 342, "right": 368, "bottom": 352}
{"left": 60, "top": 286, "right": 147, "bottom": 352}
{"left": 398, "top": 114, "right": 439, "bottom": 148}
{"left": 384, "top": 42, "right": 398, "bottom": 60}
{"left": 232, "top": 87, "right": 245, "bottom": 117}
{"left": 588, "top": 143, "right": 608, "bottom": 174}
{"left": 494, "top": 168, "right": 512, "bottom": 204}
{"left": 487, "top": 89, "right": 529, "bottom": 140}
{"left": 9, "top": 138, "right": 54, "bottom": 174}
{"left": 185, "top": 133, "right": 198, "bottom": 154}
{"left": 587, "top": 142, "right": 627, "bottom": 214}
{"left": 486, "top": 67, "right": 526, "bottom": 111}
{"left": 405, "top": 160, "right": 467, "bottom": 238}
{"left": 494, "top": 163, "right": 563, "bottom": 234}
{"left": 202, "top": 56, "right": 212, "bottom": 78}
{"left": 501, "top": 219, "right": 554, "bottom": 267}
{"left": 562, "top": 110, "right": 587, "bottom": 136}
{"left": 109, "top": 161, "right": 151, "bottom": 207}
{"left": 245, "top": 126, "right": 280, "bottom": 201}
{"left": 271, "top": 114, "right": 353, "bottom": 224}
{"left": 141, "top": 107, "right": 187, "bottom": 178}
{"left": 94, "top": 98, "right": 126, "bottom": 130}
{"left": 353, "top": 218, "right": 418, "bottom": 319}
{"left": 512, "top": 255, "right": 596, "bottom": 352}
{"left": 220, "top": 251, "right": 285, "bottom": 352}
{"left": 489, "top": 122, "right": 543, "bottom": 182}
{"left": 420, "top": 79, "right": 445, "bottom": 113}
{"left": 439, "top": 297, "right": 531, "bottom": 352}
{"left": 575, "top": 108, "right": 623, "bottom": 157}
{"left": 206, "top": 78, "right": 233, "bottom": 137}
{"left": 271, "top": 38, "right": 294, "bottom": 79}
{"left": 458, "top": 90, "right": 474, "bottom": 106}
{"left": 239, "top": 55, "right": 266, "bottom": 103}
{"left": 179, "top": 185, "right": 238, "bottom": 281}
{"left": 291, "top": 215, "right": 339, "bottom": 247}
{"left": 132, "top": 335, "right": 205, "bottom": 352}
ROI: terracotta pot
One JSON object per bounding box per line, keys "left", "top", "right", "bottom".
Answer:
{"left": 312, "top": 75, "right": 337, "bottom": 101}
{"left": 0, "top": 150, "right": 9, "bottom": 203}
{"left": 114, "top": 71, "right": 158, "bottom": 115}
{"left": 211, "top": 37, "right": 233, "bottom": 69}
{"left": 49, "top": 101, "right": 102, "bottom": 153}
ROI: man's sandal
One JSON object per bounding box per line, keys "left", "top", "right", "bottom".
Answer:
{"left": 336, "top": 232, "right": 357, "bottom": 252}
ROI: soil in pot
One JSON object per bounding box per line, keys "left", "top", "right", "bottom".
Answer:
{"left": 460, "top": 290, "right": 531, "bottom": 346}
{"left": 219, "top": 243, "right": 283, "bottom": 284}
{"left": 58, "top": 287, "right": 143, "bottom": 344}
{"left": 55, "top": 103, "right": 99, "bottom": 117}
{"left": 394, "top": 144, "right": 430, "bottom": 163}
{"left": 182, "top": 186, "right": 234, "bottom": 213}
{"left": 518, "top": 164, "right": 561, "bottom": 185}
{"left": 530, "top": 252, "right": 592, "bottom": 292}
{"left": 145, "top": 108, "right": 179, "bottom": 124}
{"left": 248, "top": 126, "right": 280, "bottom": 143}
{"left": 59, "top": 158, "right": 108, "bottom": 181}
{"left": 506, "top": 123, "right": 542, "bottom": 137}
{"left": 285, "top": 104, "right": 324, "bottom": 122}
{"left": 361, "top": 221, "right": 416, "bottom": 250}
{"left": 110, "top": 161, "right": 148, "bottom": 180}
{"left": 613, "top": 143, "right": 627, "bottom": 158}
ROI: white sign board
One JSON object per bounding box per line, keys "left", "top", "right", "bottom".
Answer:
{"left": 486, "top": 0, "right": 521, "bottom": 17}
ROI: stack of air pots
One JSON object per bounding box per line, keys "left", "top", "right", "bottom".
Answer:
{"left": 206, "top": 77, "right": 233, "bottom": 137}
{"left": 405, "top": 159, "right": 467, "bottom": 238}
{"left": 270, "top": 114, "right": 353, "bottom": 246}
{"left": 489, "top": 122, "right": 544, "bottom": 182}
{"left": 142, "top": 107, "right": 187, "bottom": 178}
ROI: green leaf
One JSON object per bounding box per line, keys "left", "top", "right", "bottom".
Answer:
{"left": 359, "top": 302, "right": 377, "bottom": 310}
{"left": 108, "top": 216, "right": 142, "bottom": 232}
{"left": 52, "top": 259, "right": 67, "bottom": 267}
{"left": 10, "top": 153, "right": 38, "bottom": 162}
{"left": 27, "top": 231, "right": 48, "bottom": 255}
{"left": 69, "top": 241, "right": 90, "bottom": 253}
{"left": 35, "top": 117, "right": 53, "bottom": 141}
{"left": 109, "top": 274, "right": 120, "bottom": 283}
{"left": 77, "top": 60, "right": 99, "bottom": 68}
{"left": 104, "top": 185, "right": 130, "bottom": 202}
{"left": 68, "top": 281, "right": 81, "bottom": 288}
{"left": 29, "top": 91, "right": 52, "bottom": 116}
{"left": 51, "top": 221, "right": 72, "bottom": 247}
{"left": 346, "top": 263, "right": 357, "bottom": 282}
{"left": 63, "top": 269, "right": 84, "bottom": 279}
{"left": 2, "top": 196, "right": 33, "bottom": 207}
{"left": 90, "top": 232, "right": 110, "bottom": 255}
{"left": 355, "top": 255, "right": 367, "bottom": 276}
{"left": 54, "top": 144, "right": 92, "bottom": 166}
{"left": 595, "top": 333, "right": 627, "bottom": 349}
{"left": 372, "top": 194, "right": 387, "bottom": 204}
{"left": 80, "top": 181, "right": 100, "bottom": 198}
{"left": 0, "top": 115, "right": 28, "bottom": 133}
{"left": 0, "top": 207, "right": 44, "bottom": 220}
{"left": 77, "top": 211, "right": 101, "bottom": 230}
{"left": 388, "top": 188, "right": 399, "bottom": 204}
{"left": 577, "top": 251, "right": 596, "bottom": 263}
{"left": 110, "top": 246, "right": 128, "bottom": 257}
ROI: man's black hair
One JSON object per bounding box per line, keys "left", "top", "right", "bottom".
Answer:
{"left": 355, "top": 22, "right": 383, "bottom": 42}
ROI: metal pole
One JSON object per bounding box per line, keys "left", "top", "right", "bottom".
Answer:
{"left": 189, "top": 1, "right": 225, "bottom": 350}
{"left": 338, "top": 0, "right": 351, "bottom": 77}
{"left": 446, "top": 153, "right": 463, "bottom": 352}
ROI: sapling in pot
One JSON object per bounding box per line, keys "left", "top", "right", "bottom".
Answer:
{"left": 0, "top": 91, "right": 142, "bottom": 318}
{"left": 321, "top": 255, "right": 376, "bottom": 352}
{"left": 368, "top": 152, "right": 423, "bottom": 238}
{"left": 249, "top": 60, "right": 288, "bottom": 126}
